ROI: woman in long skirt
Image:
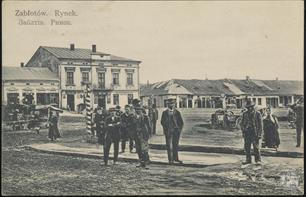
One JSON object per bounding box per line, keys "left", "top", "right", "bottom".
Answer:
{"left": 48, "top": 111, "right": 61, "bottom": 141}
{"left": 262, "top": 107, "right": 280, "bottom": 150}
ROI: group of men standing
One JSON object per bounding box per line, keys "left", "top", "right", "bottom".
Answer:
{"left": 92, "top": 98, "right": 164, "bottom": 168}
{"left": 92, "top": 96, "right": 303, "bottom": 168}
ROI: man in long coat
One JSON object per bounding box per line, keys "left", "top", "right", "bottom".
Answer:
{"left": 240, "top": 99, "right": 263, "bottom": 164}
{"left": 161, "top": 97, "right": 184, "bottom": 164}
{"left": 131, "top": 99, "right": 150, "bottom": 168}
{"left": 290, "top": 98, "right": 304, "bottom": 147}
{"left": 103, "top": 108, "right": 121, "bottom": 165}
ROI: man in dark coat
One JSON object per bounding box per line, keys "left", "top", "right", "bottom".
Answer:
{"left": 240, "top": 99, "right": 263, "bottom": 164}
{"left": 94, "top": 107, "right": 107, "bottom": 145}
{"left": 161, "top": 97, "right": 184, "bottom": 164}
{"left": 150, "top": 104, "right": 159, "bottom": 135}
{"left": 132, "top": 99, "right": 150, "bottom": 168}
{"left": 120, "top": 105, "right": 135, "bottom": 153}
{"left": 290, "top": 98, "right": 304, "bottom": 147}
{"left": 103, "top": 108, "right": 121, "bottom": 165}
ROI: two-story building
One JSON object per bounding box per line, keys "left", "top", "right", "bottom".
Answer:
{"left": 25, "top": 44, "right": 141, "bottom": 111}
{"left": 2, "top": 65, "right": 59, "bottom": 106}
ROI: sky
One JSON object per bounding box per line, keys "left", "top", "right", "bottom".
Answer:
{"left": 2, "top": 1, "right": 304, "bottom": 83}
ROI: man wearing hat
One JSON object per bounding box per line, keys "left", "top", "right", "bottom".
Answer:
{"left": 132, "top": 99, "right": 150, "bottom": 168}
{"left": 161, "top": 97, "right": 184, "bottom": 164}
{"left": 240, "top": 99, "right": 263, "bottom": 165}
{"left": 103, "top": 107, "right": 122, "bottom": 165}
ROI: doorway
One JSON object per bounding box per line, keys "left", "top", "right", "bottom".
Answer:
{"left": 98, "top": 95, "right": 106, "bottom": 109}
{"left": 67, "top": 94, "right": 75, "bottom": 111}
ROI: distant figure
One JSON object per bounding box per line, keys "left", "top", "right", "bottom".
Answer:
{"left": 290, "top": 98, "right": 304, "bottom": 147}
{"left": 288, "top": 107, "right": 297, "bottom": 129}
{"left": 240, "top": 99, "right": 263, "bottom": 165}
{"left": 150, "top": 104, "right": 159, "bottom": 135}
{"left": 120, "top": 105, "right": 131, "bottom": 153}
{"left": 262, "top": 107, "right": 280, "bottom": 151}
{"left": 161, "top": 97, "right": 184, "bottom": 164}
{"left": 48, "top": 111, "right": 61, "bottom": 141}
{"left": 143, "top": 105, "right": 153, "bottom": 137}
{"left": 28, "top": 111, "right": 41, "bottom": 134}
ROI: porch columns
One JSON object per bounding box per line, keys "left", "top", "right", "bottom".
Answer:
{"left": 222, "top": 97, "right": 226, "bottom": 109}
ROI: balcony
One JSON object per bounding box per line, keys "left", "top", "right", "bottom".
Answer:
{"left": 92, "top": 84, "right": 114, "bottom": 91}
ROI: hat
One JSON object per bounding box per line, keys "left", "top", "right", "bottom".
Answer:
{"left": 115, "top": 105, "right": 121, "bottom": 110}
{"left": 245, "top": 99, "right": 255, "bottom": 108}
{"left": 166, "top": 97, "right": 176, "bottom": 104}
{"left": 132, "top": 98, "right": 141, "bottom": 106}
{"left": 124, "top": 104, "right": 130, "bottom": 108}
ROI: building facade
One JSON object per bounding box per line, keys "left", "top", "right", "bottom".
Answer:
{"left": 25, "top": 44, "right": 141, "bottom": 111}
{"left": 140, "top": 78, "right": 303, "bottom": 109}
{"left": 2, "top": 66, "right": 59, "bottom": 106}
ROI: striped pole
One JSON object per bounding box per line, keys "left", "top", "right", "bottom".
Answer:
{"left": 85, "top": 84, "right": 93, "bottom": 135}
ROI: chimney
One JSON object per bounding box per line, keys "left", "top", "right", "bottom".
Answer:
{"left": 70, "top": 44, "right": 75, "bottom": 51}
{"left": 276, "top": 77, "right": 280, "bottom": 89}
{"left": 20, "top": 62, "right": 24, "bottom": 67}
{"left": 92, "top": 44, "right": 96, "bottom": 53}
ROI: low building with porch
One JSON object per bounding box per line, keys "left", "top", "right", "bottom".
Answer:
{"left": 140, "top": 78, "right": 303, "bottom": 109}
{"left": 2, "top": 66, "right": 59, "bottom": 106}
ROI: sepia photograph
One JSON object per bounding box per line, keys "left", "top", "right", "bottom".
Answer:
{"left": 1, "top": 0, "right": 304, "bottom": 195}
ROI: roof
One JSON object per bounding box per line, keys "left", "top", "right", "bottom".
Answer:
{"left": 263, "top": 80, "right": 304, "bottom": 95}
{"left": 140, "top": 79, "right": 303, "bottom": 97}
{"left": 141, "top": 79, "right": 235, "bottom": 96}
{"left": 2, "top": 67, "right": 59, "bottom": 81}
{"left": 41, "top": 46, "right": 140, "bottom": 62}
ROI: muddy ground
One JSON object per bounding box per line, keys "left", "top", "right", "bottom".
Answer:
{"left": 2, "top": 124, "right": 304, "bottom": 195}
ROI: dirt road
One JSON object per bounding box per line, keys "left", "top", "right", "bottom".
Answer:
{"left": 1, "top": 128, "right": 304, "bottom": 195}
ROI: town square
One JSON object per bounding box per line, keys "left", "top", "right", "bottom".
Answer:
{"left": 1, "top": 1, "right": 304, "bottom": 196}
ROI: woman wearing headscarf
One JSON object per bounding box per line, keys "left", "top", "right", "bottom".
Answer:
{"left": 262, "top": 107, "right": 280, "bottom": 151}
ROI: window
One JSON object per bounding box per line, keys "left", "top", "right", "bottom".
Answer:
{"left": 252, "top": 98, "right": 256, "bottom": 104}
{"left": 113, "top": 73, "right": 119, "bottom": 85}
{"left": 98, "top": 72, "right": 105, "bottom": 89}
{"left": 127, "top": 64, "right": 132, "bottom": 67}
{"left": 128, "top": 94, "right": 133, "bottom": 104}
{"left": 279, "top": 96, "right": 284, "bottom": 104}
{"left": 258, "top": 98, "right": 262, "bottom": 105}
{"left": 127, "top": 73, "right": 133, "bottom": 85}
{"left": 113, "top": 94, "right": 119, "bottom": 105}
{"left": 82, "top": 72, "right": 89, "bottom": 83}
{"left": 66, "top": 72, "right": 74, "bottom": 85}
